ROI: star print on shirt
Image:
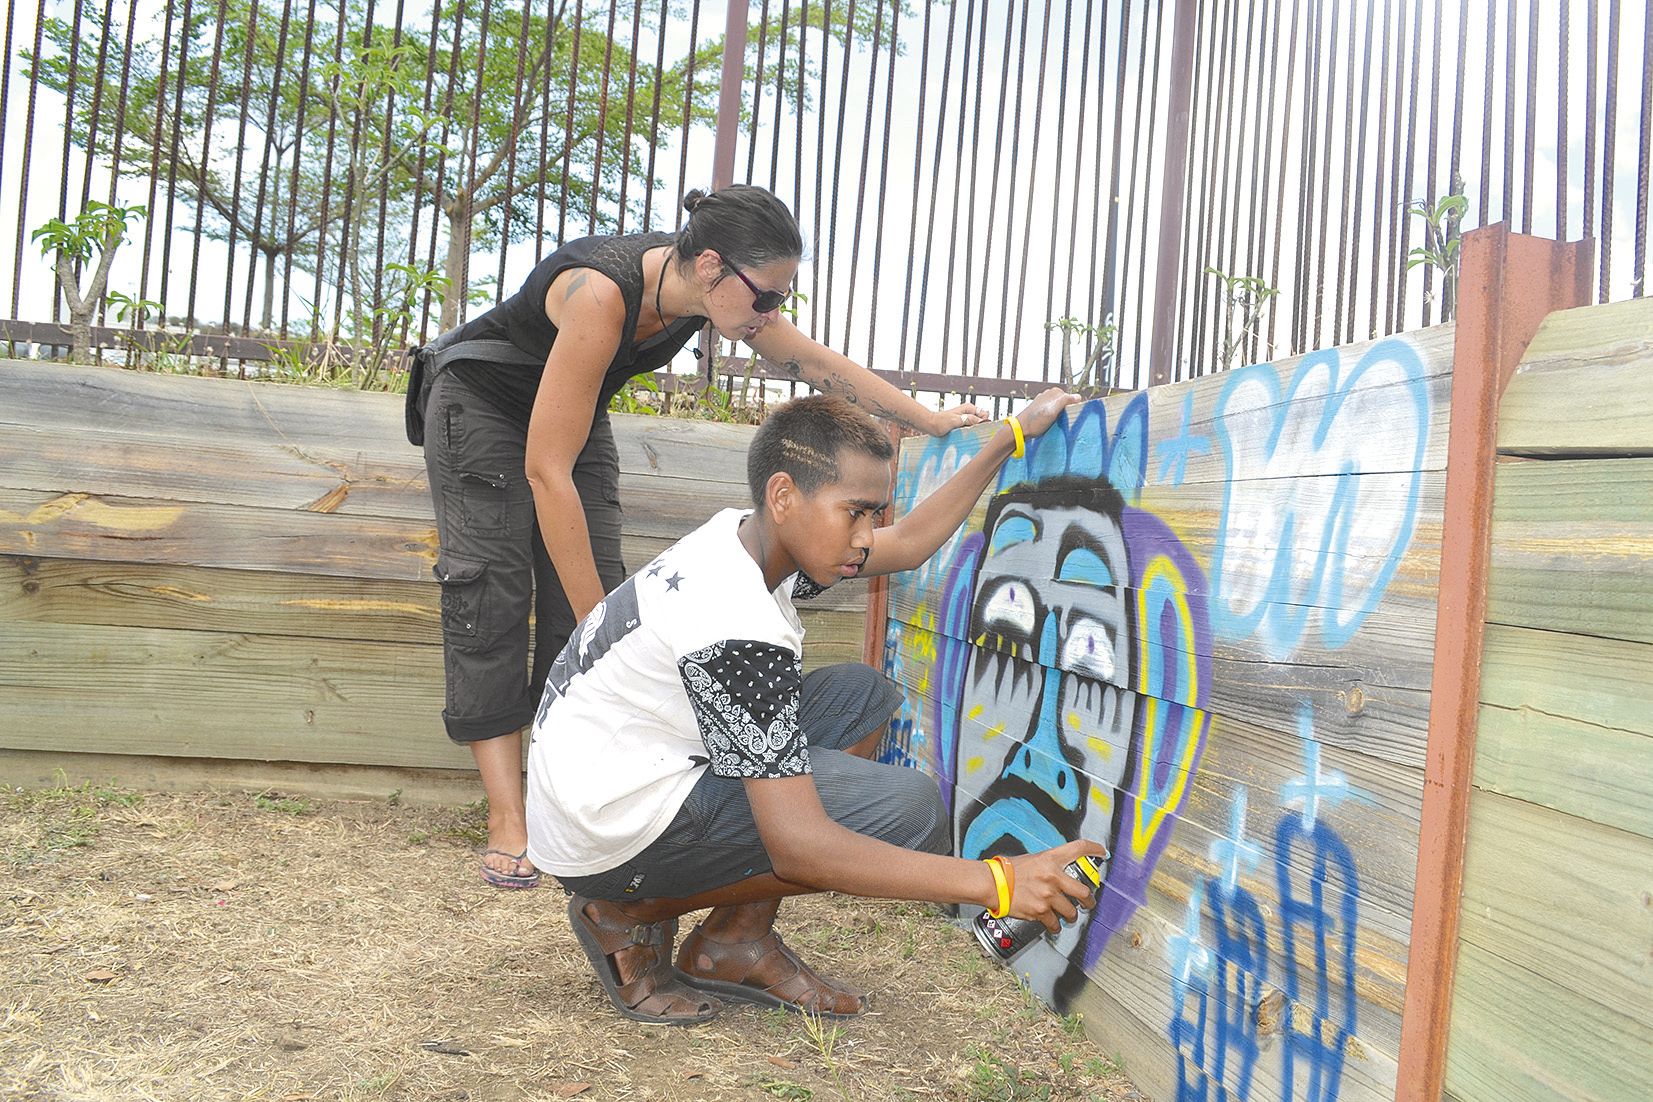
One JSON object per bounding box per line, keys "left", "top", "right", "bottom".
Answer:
{"left": 665, "top": 571, "right": 684, "bottom": 592}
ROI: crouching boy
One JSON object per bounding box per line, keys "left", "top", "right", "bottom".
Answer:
{"left": 524, "top": 388, "right": 1106, "bottom": 1024}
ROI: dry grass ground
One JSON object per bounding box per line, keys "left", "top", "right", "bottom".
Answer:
{"left": 1, "top": 781, "right": 1146, "bottom": 1102}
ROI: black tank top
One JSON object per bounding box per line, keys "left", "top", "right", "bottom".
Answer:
{"left": 445, "top": 232, "right": 706, "bottom": 429}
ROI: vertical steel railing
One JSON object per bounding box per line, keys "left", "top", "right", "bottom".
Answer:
{"left": 2, "top": 1, "right": 1650, "bottom": 390}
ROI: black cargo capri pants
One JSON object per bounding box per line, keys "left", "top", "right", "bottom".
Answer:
{"left": 422, "top": 366, "right": 627, "bottom": 742}
{"left": 559, "top": 663, "right": 951, "bottom": 902}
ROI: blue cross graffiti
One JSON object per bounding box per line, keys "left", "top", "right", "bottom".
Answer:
{"left": 1168, "top": 879, "right": 1216, "bottom": 990}
{"left": 1208, "top": 786, "right": 1263, "bottom": 897}
{"left": 1155, "top": 390, "right": 1214, "bottom": 488}
{"left": 1280, "top": 705, "right": 1350, "bottom": 829}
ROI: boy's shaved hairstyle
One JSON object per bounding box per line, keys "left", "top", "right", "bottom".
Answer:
{"left": 748, "top": 395, "right": 895, "bottom": 507}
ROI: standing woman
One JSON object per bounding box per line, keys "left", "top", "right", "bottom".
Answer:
{"left": 415, "top": 185, "right": 987, "bottom": 888}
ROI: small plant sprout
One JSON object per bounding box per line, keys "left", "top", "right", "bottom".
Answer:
{"left": 32, "top": 201, "right": 148, "bottom": 362}
{"left": 1406, "top": 181, "right": 1468, "bottom": 321}
{"left": 1205, "top": 267, "right": 1280, "bottom": 370}
{"left": 1045, "top": 315, "right": 1119, "bottom": 396}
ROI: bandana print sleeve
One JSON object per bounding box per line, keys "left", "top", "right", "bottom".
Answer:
{"left": 790, "top": 571, "right": 829, "bottom": 601}
{"left": 678, "top": 640, "right": 809, "bottom": 779}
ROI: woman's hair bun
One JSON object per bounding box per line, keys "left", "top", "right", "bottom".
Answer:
{"left": 682, "top": 189, "right": 708, "bottom": 214}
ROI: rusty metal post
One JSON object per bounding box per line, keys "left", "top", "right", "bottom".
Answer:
{"left": 1394, "top": 223, "right": 1592, "bottom": 1102}
{"left": 1146, "top": 0, "right": 1198, "bottom": 388}
{"left": 861, "top": 422, "right": 913, "bottom": 674}
{"left": 701, "top": 0, "right": 750, "bottom": 370}
{"left": 712, "top": 0, "right": 751, "bottom": 190}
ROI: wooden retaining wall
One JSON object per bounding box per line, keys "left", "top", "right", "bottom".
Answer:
{"left": 0, "top": 360, "right": 865, "bottom": 785}
{"left": 1442, "top": 297, "right": 1653, "bottom": 1102}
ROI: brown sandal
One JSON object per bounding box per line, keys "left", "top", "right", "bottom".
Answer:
{"left": 567, "top": 895, "right": 723, "bottom": 1025}
{"left": 676, "top": 925, "right": 869, "bottom": 1018}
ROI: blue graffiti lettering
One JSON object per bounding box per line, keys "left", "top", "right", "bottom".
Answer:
{"left": 1209, "top": 338, "right": 1431, "bottom": 659}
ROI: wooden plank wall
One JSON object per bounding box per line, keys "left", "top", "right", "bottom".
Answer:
{"left": 879, "top": 327, "right": 1456, "bottom": 1102}
{"left": 1443, "top": 297, "right": 1653, "bottom": 1102}
{"left": 0, "top": 360, "right": 865, "bottom": 775}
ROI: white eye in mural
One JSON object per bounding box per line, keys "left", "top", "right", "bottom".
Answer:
{"left": 980, "top": 579, "right": 1037, "bottom": 637}
{"left": 1061, "top": 615, "right": 1115, "bottom": 682}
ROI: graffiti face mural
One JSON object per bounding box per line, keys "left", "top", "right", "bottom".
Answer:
{"left": 954, "top": 480, "right": 1138, "bottom": 997}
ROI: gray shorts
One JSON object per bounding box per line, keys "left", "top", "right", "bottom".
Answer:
{"left": 422, "top": 367, "right": 627, "bottom": 742}
{"left": 559, "top": 663, "right": 949, "bottom": 901}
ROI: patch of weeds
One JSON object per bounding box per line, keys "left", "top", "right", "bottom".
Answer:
{"left": 347, "top": 1070, "right": 397, "bottom": 1097}
{"left": 1060, "top": 1010, "right": 1086, "bottom": 1039}
{"left": 3, "top": 777, "right": 145, "bottom": 868}
{"left": 254, "top": 792, "right": 314, "bottom": 816}
{"left": 1083, "top": 1054, "right": 1121, "bottom": 1078}
{"left": 752, "top": 1076, "right": 812, "bottom": 1100}
{"left": 950, "top": 948, "right": 991, "bottom": 982}
{"left": 1014, "top": 979, "right": 1047, "bottom": 1022}
{"left": 799, "top": 1009, "right": 847, "bottom": 1100}
{"left": 759, "top": 1008, "right": 793, "bottom": 1036}
{"left": 965, "top": 1046, "right": 1055, "bottom": 1101}
{"left": 405, "top": 799, "right": 488, "bottom": 848}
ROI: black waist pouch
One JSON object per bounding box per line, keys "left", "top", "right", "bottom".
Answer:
{"left": 404, "top": 345, "right": 433, "bottom": 447}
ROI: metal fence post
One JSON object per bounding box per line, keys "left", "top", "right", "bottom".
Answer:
{"left": 712, "top": 0, "right": 751, "bottom": 190}
{"left": 1394, "top": 223, "right": 1592, "bottom": 1102}
{"left": 1146, "top": 0, "right": 1198, "bottom": 388}
{"left": 702, "top": 0, "right": 750, "bottom": 370}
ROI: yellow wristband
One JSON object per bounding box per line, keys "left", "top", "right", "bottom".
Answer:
{"left": 985, "top": 852, "right": 1011, "bottom": 912}
{"left": 985, "top": 857, "right": 1011, "bottom": 918}
{"left": 1002, "top": 416, "right": 1025, "bottom": 458}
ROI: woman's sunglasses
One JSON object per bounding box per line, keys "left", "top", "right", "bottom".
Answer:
{"left": 724, "top": 263, "right": 793, "bottom": 314}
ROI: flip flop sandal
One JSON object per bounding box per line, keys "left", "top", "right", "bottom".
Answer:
{"left": 478, "top": 848, "right": 540, "bottom": 889}
{"left": 567, "top": 895, "right": 724, "bottom": 1026}
{"left": 675, "top": 925, "right": 870, "bottom": 1019}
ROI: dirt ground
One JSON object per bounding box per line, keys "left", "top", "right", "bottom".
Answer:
{"left": 1, "top": 782, "right": 1146, "bottom": 1102}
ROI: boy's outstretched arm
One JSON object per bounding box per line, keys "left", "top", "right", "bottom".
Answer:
{"left": 746, "top": 774, "right": 1107, "bottom": 933}
{"left": 860, "top": 386, "right": 1082, "bottom": 578}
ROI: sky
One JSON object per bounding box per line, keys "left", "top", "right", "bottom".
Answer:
{"left": 1, "top": 0, "right": 1647, "bottom": 395}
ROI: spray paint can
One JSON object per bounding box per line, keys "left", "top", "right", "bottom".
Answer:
{"left": 973, "top": 854, "right": 1104, "bottom": 961}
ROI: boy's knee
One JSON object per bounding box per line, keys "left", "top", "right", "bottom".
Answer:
{"left": 889, "top": 766, "right": 950, "bottom": 856}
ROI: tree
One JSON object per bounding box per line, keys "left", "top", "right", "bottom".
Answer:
{"left": 31, "top": 201, "right": 148, "bottom": 361}
{"left": 28, "top": 0, "right": 898, "bottom": 337}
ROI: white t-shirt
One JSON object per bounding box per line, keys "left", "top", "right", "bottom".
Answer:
{"left": 524, "top": 508, "right": 821, "bottom": 876}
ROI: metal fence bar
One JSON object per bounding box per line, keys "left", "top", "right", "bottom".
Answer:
{"left": 185, "top": 0, "right": 230, "bottom": 331}
{"left": 992, "top": 0, "right": 1034, "bottom": 380}
{"left": 746, "top": 0, "right": 771, "bottom": 185}
{"left": 1128, "top": 0, "right": 1166, "bottom": 386}
{"left": 862, "top": 0, "right": 900, "bottom": 364}
{"left": 495, "top": 0, "right": 534, "bottom": 285}
{"left": 1169, "top": 0, "right": 1207, "bottom": 379}
{"left": 1584, "top": 0, "right": 1598, "bottom": 245}
{"left": 842, "top": 0, "right": 888, "bottom": 354}
{"left": 589, "top": 0, "right": 619, "bottom": 234}
{"left": 1601, "top": 0, "right": 1620, "bottom": 300}
{"left": 896, "top": 0, "right": 937, "bottom": 373}
{"left": 1637, "top": 4, "right": 1652, "bottom": 297}
{"left": 1098, "top": 0, "right": 1133, "bottom": 381}
{"left": 10, "top": 0, "right": 48, "bottom": 320}
{"left": 51, "top": 0, "right": 85, "bottom": 323}
{"left": 221, "top": 0, "right": 261, "bottom": 365}
{"left": 907, "top": 0, "right": 958, "bottom": 375}
{"left": 615, "top": 0, "right": 645, "bottom": 234}
{"left": 808, "top": 0, "right": 831, "bottom": 336}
